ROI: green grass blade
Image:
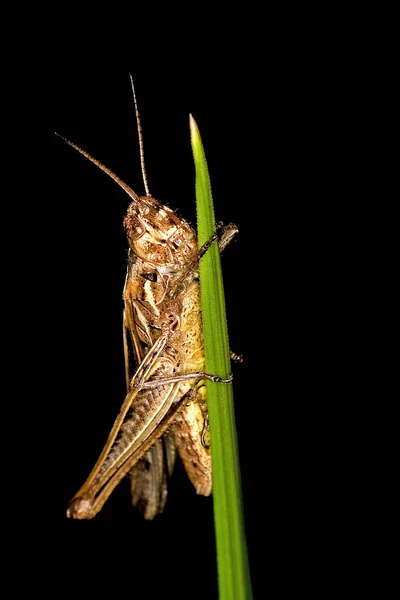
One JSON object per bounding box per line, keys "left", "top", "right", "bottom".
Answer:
{"left": 190, "top": 115, "right": 253, "bottom": 600}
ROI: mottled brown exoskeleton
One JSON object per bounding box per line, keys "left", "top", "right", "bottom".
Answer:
{"left": 58, "top": 77, "right": 237, "bottom": 519}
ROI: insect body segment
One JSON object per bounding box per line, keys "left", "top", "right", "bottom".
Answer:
{"left": 124, "top": 195, "right": 198, "bottom": 268}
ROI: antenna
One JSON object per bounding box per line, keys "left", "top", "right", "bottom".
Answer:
{"left": 129, "top": 74, "right": 150, "bottom": 197}
{"left": 54, "top": 132, "right": 142, "bottom": 205}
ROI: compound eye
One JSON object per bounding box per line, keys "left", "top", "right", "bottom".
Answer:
{"left": 124, "top": 214, "right": 145, "bottom": 240}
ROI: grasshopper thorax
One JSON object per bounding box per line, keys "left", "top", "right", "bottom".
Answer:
{"left": 124, "top": 195, "right": 198, "bottom": 269}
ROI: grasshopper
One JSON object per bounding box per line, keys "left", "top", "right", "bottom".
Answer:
{"left": 58, "top": 77, "right": 237, "bottom": 519}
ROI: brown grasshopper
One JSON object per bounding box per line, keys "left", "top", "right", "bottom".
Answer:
{"left": 57, "top": 77, "right": 237, "bottom": 519}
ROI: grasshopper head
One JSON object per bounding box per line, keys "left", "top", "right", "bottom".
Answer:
{"left": 124, "top": 195, "right": 198, "bottom": 268}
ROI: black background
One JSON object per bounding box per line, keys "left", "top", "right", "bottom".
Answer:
{"left": 16, "top": 52, "right": 341, "bottom": 597}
